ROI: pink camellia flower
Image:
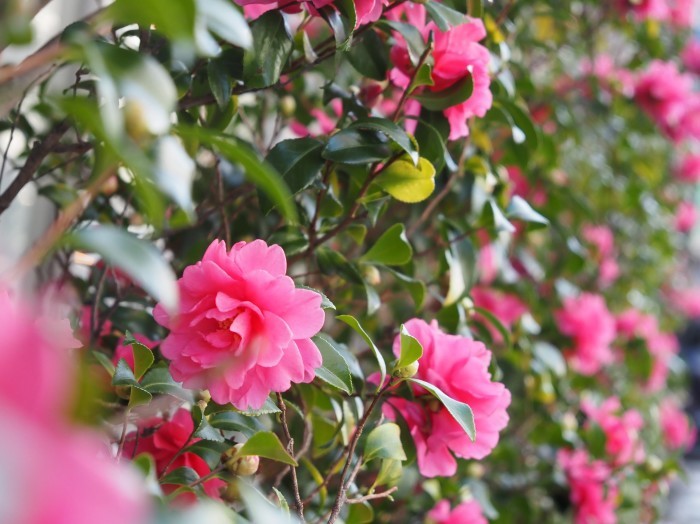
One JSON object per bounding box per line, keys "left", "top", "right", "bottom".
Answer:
{"left": 616, "top": 0, "right": 670, "bottom": 21}
{"left": 154, "top": 239, "right": 325, "bottom": 410}
{"left": 235, "top": 0, "right": 384, "bottom": 26}
{"left": 580, "top": 54, "right": 635, "bottom": 97}
{"left": 675, "top": 201, "right": 698, "bottom": 233}
{"left": 682, "top": 40, "right": 700, "bottom": 75}
{"left": 508, "top": 165, "right": 548, "bottom": 207}
{"left": 426, "top": 499, "right": 488, "bottom": 524}
{"left": 388, "top": 3, "right": 492, "bottom": 140}
{"left": 382, "top": 319, "right": 511, "bottom": 477}
{"left": 124, "top": 408, "right": 226, "bottom": 503}
{"left": 555, "top": 293, "right": 616, "bottom": 375}
{"left": 582, "top": 225, "right": 619, "bottom": 287}
{"left": 616, "top": 308, "right": 659, "bottom": 340}
{"left": 582, "top": 397, "right": 645, "bottom": 466}
{"left": 634, "top": 60, "right": 700, "bottom": 142}
{"left": 675, "top": 153, "right": 700, "bottom": 183}
{"left": 660, "top": 398, "right": 697, "bottom": 451}
{"left": 665, "top": 286, "right": 700, "bottom": 317}
{"left": 558, "top": 448, "right": 619, "bottom": 524}
{"left": 669, "top": 0, "right": 695, "bottom": 26}
{"left": 0, "top": 290, "right": 150, "bottom": 524}
{"left": 470, "top": 286, "right": 528, "bottom": 344}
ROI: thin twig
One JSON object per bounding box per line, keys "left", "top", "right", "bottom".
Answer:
{"left": 346, "top": 486, "right": 398, "bottom": 504}
{"left": 276, "top": 392, "right": 306, "bottom": 522}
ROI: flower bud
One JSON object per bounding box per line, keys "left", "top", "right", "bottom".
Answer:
{"left": 363, "top": 265, "right": 381, "bottom": 286}
{"left": 223, "top": 443, "right": 260, "bottom": 477}
{"left": 100, "top": 176, "right": 119, "bottom": 196}
{"left": 280, "top": 95, "right": 296, "bottom": 117}
{"left": 123, "top": 100, "right": 152, "bottom": 144}
{"left": 220, "top": 481, "right": 240, "bottom": 502}
{"left": 393, "top": 360, "right": 419, "bottom": 378}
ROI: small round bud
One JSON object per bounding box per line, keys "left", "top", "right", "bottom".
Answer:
{"left": 199, "top": 390, "right": 212, "bottom": 403}
{"left": 467, "top": 462, "right": 485, "bottom": 479}
{"left": 393, "top": 360, "right": 419, "bottom": 378}
{"left": 363, "top": 265, "right": 381, "bottom": 286}
{"left": 100, "top": 176, "right": 119, "bottom": 196}
{"left": 220, "top": 481, "right": 240, "bottom": 503}
{"left": 646, "top": 455, "right": 663, "bottom": 474}
{"left": 223, "top": 443, "right": 260, "bottom": 477}
{"left": 123, "top": 100, "right": 152, "bottom": 144}
{"left": 280, "top": 95, "right": 297, "bottom": 117}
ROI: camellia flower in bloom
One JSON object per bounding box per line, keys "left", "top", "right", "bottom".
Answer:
{"left": 682, "top": 39, "right": 700, "bottom": 75}
{"left": 582, "top": 225, "right": 619, "bottom": 287}
{"left": 470, "top": 286, "right": 528, "bottom": 344}
{"left": 388, "top": 3, "right": 492, "bottom": 140}
{"left": 123, "top": 408, "right": 226, "bottom": 502}
{"left": 660, "top": 398, "right": 697, "bottom": 451}
{"left": 582, "top": 397, "right": 645, "bottom": 467}
{"left": 426, "top": 499, "right": 488, "bottom": 524}
{"left": 555, "top": 293, "right": 616, "bottom": 375}
{"left": 154, "top": 239, "right": 325, "bottom": 410}
{"left": 675, "top": 201, "right": 698, "bottom": 233}
{"left": 675, "top": 153, "right": 700, "bottom": 183}
{"left": 235, "top": 0, "right": 384, "bottom": 27}
{"left": 0, "top": 290, "right": 150, "bottom": 524}
{"left": 616, "top": 0, "right": 670, "bottom": 21}
{"left": 382, "top": 319, "right": 511, "bottom": 477}
{"left": 558, "top": 448, "right": 619, "bottom": 524}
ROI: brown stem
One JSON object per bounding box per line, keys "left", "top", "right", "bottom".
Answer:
{"left": 391, "top": 41, "right": 434, "bottom": 122}
{"left": 276, "top": 392, "right": 306, "bottom": 522}
{"left": 346, "top": 486, "right": 398, "bottom": 504}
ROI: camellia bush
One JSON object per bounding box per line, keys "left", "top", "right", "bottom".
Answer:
{"left": 2, "top": 0, "right": 700, "bottom": 522}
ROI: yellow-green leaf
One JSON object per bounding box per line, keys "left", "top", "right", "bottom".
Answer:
{"left": 376, "top": 156, "right": 436, "bottom": 203}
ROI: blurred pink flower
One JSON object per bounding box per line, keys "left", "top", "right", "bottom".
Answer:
{"left": 580, "top": 54, "right": 635, "bottom": 97}
{"left": 675, "top": 201, "right": 698, "bottom": 233}
{"left": 507, "top": 165, "right": 548, "bottom": 207}
{"left": 669, "top": 0, "right": 695, "bottom": 26}
{"left": 647, "top": 331, "right": 679, "bottom": 392}
{"left": 426, "top": 499, "right": 488, "bottom": 524}
{"left": 0, "top": 290, "right": 149, "bottom": 524}
{"left": 235, "top": 0, "right": 385, "bottom": 26}
{"left": 665, "top": 286, "right": 700, "bottom": 317}
{"left": 471, "top": 286, "right": 528, "bottom": 344}
{"left": 558, "top": 448, "right": 618, "bottom": 524}
{"left": 124, "top": 408, "right": 226, "bottom": 503}
{"left": 682, "top": 40, "right": 700, "bottom": 74}
{"left": 582, "top": 396, "right": 645, "bottom": 466}
{"left": 660, "top": 398, "right": 697, "bottom": 451}
{"left": 555, "top": 293, "right": 616, "bottom": 375}
{"left": 675, "top": 153, "right": 700, "bottom": 183}
{"left": 154, "top": 239, "right": 325, "bottom": 410}
{"left": 388, "top": 4, "right": 492, "bottom": 140}
{"left": 617, "top": 0, "right": 670, "bottom": 21}
{"left": 383, "top": 319, "right": 511, "bottom": 477}
{"left": 290, "top": 100, "right": 342, "bottom": 138}
{"left": 616, "top": 308, "right": 659, "bottom": 340}
{"left": 582, "top": 225, "right": 615, "bottom": 259}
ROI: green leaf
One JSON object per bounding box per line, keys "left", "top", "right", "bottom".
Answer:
{"left": 322, "top": 129, "right": 393, "bottom": 164}
{"left": 266, "top": 138, "right": 325, "bottom": 194}
{"left": 385, "top": 267, "right": 426, "bottom": 309}
{"left": 238, "top": 431, "right": 298, "bottom": 466}
{"left": 110, "top": 0, "right": 197, "bottom": 48}
{"left": 243, "top": 11, "right": 293, "bottom": 88}
{"left": 364, "top": 423, "right": 407, "bottom": 462}
{"left": 207, "top": 59, "right": 232, "bottom": 108}
{"left": 372, "top": 459, "right": 403, "bottom": 490}
{"left": 238, "top": 480, "right": 299, "bottom": 524}
{"left": 319, "top": 0, "right": 356, "bottom": 51}
{"left": 424, "top": 1, "right": 466, "bottom": 31}
{"left": 161, "top": 466, "right": 200, "bottom": 486}
{"left": 179, "top": 126, "right": 298, "bottom": 224}
{"left": 197, "top": 0, "right": 252, "bottom": 50}
{"left": 360, "top": 223, "right": 413, "bottom": 266}
{"left": 407, "top": 378, "right": 475, "bottom": 441}
{"left": 92, "top": 351, "right": 115, "bottom": 376}
{"left": 481, "top": 199, "right": 516, "bottom": 233}
{"left": 468, "top": 0, "right": 483, "bottom": 17}
{"left": 444, "top": 236, "right": 476, "bottom": 306}
{"left": 347, "top": 502, "right": 374, "bottom": 523}
{"left": 66, "top": 225, "right": 179, "bottom": 314}
{"left": 506, "top": 195, "right": 549, "bottom": 229}
{"left": 492, "top": 99, "right": 539, "bottom": 150}
{"left": 347, "top": 30, "right": 390, "bottom": 80}
{"left": 208, "top": 411, "right": 260, "bottom": 437}
{"left": 336, "top": 314, "right": 386, "bottom": 391}
{"left": 123, "top": 331, "right": 154, "bottom": 380}
{"left": 313, "top": 334, "right": 354, "bottom": 394}
{"left": 112, "top": 360, "right": 153, "bottom": 407}
{"left": 532, "top": 342, "right": 567, "bottom": 378}
{"left": 237, "top": 398, "right": 282, "bottom": 416}
{"left": 413, "top": 76, "right": 473, "bottom": 112}
{"left": 396, "top": 324, "right": 423, "bottom": 369}
{"left": 140, "top": 366, "right": 189, "bottom": 399}
{"left": 377, "top": 21, "right": 426, "bottom": 65}
{"left": 375, "top": 156, "right": 436, "bottom": 203}
{"left": 272, "top": 487, "right": 291, "bottom": 516}
{"left": 316, "top": 247, "right": 364, "bottom": 284}
{"left": 472, "top": 306, "right": 511, "bottom": 348}
{"left": 348, "top": 118, "right": 419, "bottom": 165}
{"left": 192, "top": 403, "right": 225, "bottom": 442}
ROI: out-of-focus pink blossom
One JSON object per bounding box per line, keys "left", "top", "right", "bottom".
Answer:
{"left": 675, "top": 153, "right": 700, "bottom": 183}
{"left": 508, "top": 165, "right": 548, "bottom": 207}
{"left": 0, "top": 290, "right": 150, "bottom": 524}
{"left": 388, "top": 4, "right": 492, "bottom": 140}
{"left": 634, "top": 60, "right": 700, "bottom": 142}
{"left": 471, "top": 286, "right": 528, "bottom": 344}
{"left": 675, "top": 201, "right": 698, "bottom": 233}
{"left": 426, "top": 499, "right": 488, "bottom": 524}
{"left": 666, "top": 286, "right": 700, "bottom": 317}
{"left": 124, "top": 408, "right": 226, "bottom": 503}
{"left": 617, "top": 0, "right": 670, "bottom": 21}
{"left": 616, "top": 308, "right": 659, "bottom": 340}
{"left": 660, "top": 398, "right": 697, "bottom": 451}
{"left": 558, "top": 448, "right": 619, "bottom": 524}
{"left": 382, "top": 319, "right": 511, "bottom": 477}
{"left": 580, "top": 54, "right": 635, "bottom": 97}
{"left": 235, "top": 0, "right": 385, "bottom": 26}
{"left": 555, "top": 293, "right": 616, "bottom": 375}
{"left": 682, "top": 40, "right": 700, "bottom": 74}
{"left": 154, "top": 239, "right": 325, "bottom": 410}
{"left": 647, "top": 331, "right": 679, "bottom": 392}
{"left": 582, "top": 396, "right": 645, "bottom": 466}
{"left": 290, "top": 99, "right": 342, "bottom": 138}
{"left": 582, "top": 225, "right": 619, "bottom": 287}
{"left": 669, "top": 0, "right": 695, "bottom": 26}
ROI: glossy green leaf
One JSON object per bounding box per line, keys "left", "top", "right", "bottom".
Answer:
{"left": 238, "top": 480, "right": 299, "bottom": 524}
{"left": 506, "top": 195, "right": 549, "bottom": 229}
{"left": 140, "top": 366, "right": 189, "bottom": 399}
{"left": 192, "top": 403, "right": 225, "bottom": 442}
{"left": 316, "top": 247, "right": 364, "bottom": 284}
{"left": 112, "top": 360, "right": 153, "bottom": 407}
{"left": 322, "top": 129, "right": 393, "bottom": 164}
{"left": 377, "top": 21, "right": 426, "bottom": 65}
{"left": 396, "top": 324, "right": 423, "bottom": 369}
{"left": 468, "top": 0, "right": 483, "bottom": 17}
{"left": 407, "top": 378, "right": 476, "bottom": 441}
{"left": 66, "top": 225, "right": 179, "bottom": 313}
{"left": 161, "top": 466, "right": 200, "bottom": 486}
{"left": 349, "top": 118, "right": 419, "bottom": 165}
{"left": 444, "top": 236, "right": 476, "bottom": 306}
{"left": 110, "top": 0, "right": 196, "bottom": 47}
{"left": 481, "top": 199, "right": 516, "bottom": 233}
{"left": 424, "top": 1, "right": 466, "bottom": 31}
{"left": 472, "top": 306, "right": 511, "bottom": 348}
{"left": 238, "top": 431, "right": 298, "bottom": 466}
{"left": 313, "top": 334, "right": 354, "bottom": 394}
{"left": 266, "top": 138, "right": 325, "bottom": 194}
{"left": 364, "top": 423, "right": 407, "bottom": 462}
{"left": 243, "top": 11, "right": 293, "bottom": 88}
{"left": 336, "top": 314, "right": 387, "bottom": 391}
{"left": 207, "top": 59, "right": 232, "bottom": 108}
{"left": 385, "top": 267, "right": 426, "bottom": 309}
{"left": 375, "top": 155, "right": 436, "bottom": 203}
{"left": 347, "top": 30, "right": 390, "bottom": 80}
{"left": 123, "top": 331, "right": 154, "bottom": 380}
{"left": 237, "top": 398, "right": 282, "bottom": 416}
{"left": 360, "top": 224, "right": 413, "bottom": 266}
{"left": 319, "top": 0, "right": 356, "bottom": 51}
{"left": 372, "top": 459, "right": 403, "bottom": 490}
{"left": 413, "top": 76, "right": 473, "bottom": 111}
{"left": 197, "top": 0, "right": 252, "bottom": 50}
